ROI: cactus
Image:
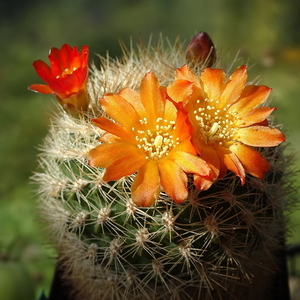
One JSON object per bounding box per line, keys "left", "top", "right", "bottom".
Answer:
{"left": 32, "top": 34, "right": 291, "bottom": 300}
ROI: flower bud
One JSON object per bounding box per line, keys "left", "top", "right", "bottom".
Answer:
{"left": 185, "top": 32, "right": 216, "bottom": 67}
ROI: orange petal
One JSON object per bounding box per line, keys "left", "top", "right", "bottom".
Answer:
{"left": 100, "top": 132, "right": 122, "bottom": 143}
{"left": 92, "top": 117, "right": 136, "bottom": 144}
{"left": 199, "top": 146, "right": 221, "bottom": 179}
{"left": 215, "top": 144, "right": 246, "bottom": 184}
{"left": 229, "top": 142, "right": 270, "bottom": 179}
{"left": 200, "top": 67, "right": 226, "bottom": 100}
{"left": 168, "top": 151, "right": 211, "bottom": 178}
{"left": 163, "top": 97, "right": 178, "bottom": 122}
{"left": 237, "top": 126, "right": 285, "bottom": 147}
{"left": 158, "top": 159, "right": 188, "bottom": 204}
{"left": 167, "top": 79, "right": 194, "bottom": 105}
{"left": 218, "top": 65, "right": 248, "bottom": 108}
{"left": 100, "top": 94, "right": 140, "bottom": 130}
{"left": 174, "top": 139, "right": 197, "bottom": 155}
{"left": 88, "top": 142, "right": 142, "bottom": 168}
{"left": 131, "top": 161, "right": 160, "bottom": 207}
{"left": 140, "top": 72, "right": 165, "bottom": 121}
{"left": 230, "top": 85, "right": 272, "bottom": 115}
{"left": 103, "top": 154, "right": 146, "bottom": 182}
{"left": 236, "top": 107, "right": 276, "bottom": 127}
{"left": 119, "top": 88, "right": 147, "bottom": 119}
{"left": 172, "top": 110, "right": 193, "bottom": 141}
{"left": 193, "top": 175, "right": 214, "bottom": 191}
{"left": 175, "top": 65, "right": 200, "bottom": 87}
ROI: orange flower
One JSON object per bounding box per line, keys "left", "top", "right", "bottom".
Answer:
{"left": 29, "top": 44, "right": 89, "bottom": 112}
{"left": 167, "top": 65, "right": 285, "bottom": 189}
{"left": 88, "top": 71, "right": 211, "bottom": 207}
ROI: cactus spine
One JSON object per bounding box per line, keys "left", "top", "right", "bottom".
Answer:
{"left": 32, "top": 36, "right": 291, "bottom": 300}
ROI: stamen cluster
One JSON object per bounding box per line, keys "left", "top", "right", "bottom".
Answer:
{"left": 193, "top": 99, "right": 237, "bottom": 145}
{"left": 134, "top": 118, "right": 179, "bottom": 160}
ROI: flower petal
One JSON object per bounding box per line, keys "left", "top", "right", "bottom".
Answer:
{"left": 229, "top": 142, "right": 270, "bottom": 179}
{"left": 172, "top": 110, "right": 193, "bottom": 141}
{"left": 237, "top": 126, "right": 285, "bottom": 147}
{"left": 158, "top": 159, "right": 188, "bottom": 204}
{"left": 100, "top": 94, "right": 140, "bottom": 130}
{"left": 131, "top": 161, "right": 160, "bottom": 207}
{"left": 236, "top": 107, "right": 276, "bottom": 127}
{"left": 92, "top": 117, "right": 136, "bottom": 144}
{"left": 88, "top": 142, "right": 142, "bottom": 168}
{"left": 218, "top": 65, "right": 248, "bottom": 108}
{"left": 28, "top": 84, "right": 53, "bottom": 94}
{"left": 119, "top": 88, "right": 147, "bottom": 119}
{"left": 168, "top": 151, "right": 211, "bottom": 178}
{"left": 215, "top": 144, "right": 246, "bottom": 184}
{"left": 175, "top": 65, "right": 200, "bottom": 87}
{"left": 230, "top": 85, "right": 272, "bottom": 115}
{"left": 32, "top": 60, "right": 53, "bottom": 82}
{"left": 103, "top": 154, "right": 146, "bottom": 182}
{"left": 163, "top": 97, "right": 178, "bottom": 122}
{"left": 167, "top": 79, "right": 194, "bottom": 105}
{"left": 58, "top": 44, "right": 73, "bottom": 70}
{"left": 140, "top": 72, "right": 165, "bottom": 121}
{"left": 200, "top": 67, "right": 226, "bottom": 100}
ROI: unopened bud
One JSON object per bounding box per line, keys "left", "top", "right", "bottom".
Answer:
{"left": 185, "top": 32, "right": 216, "bottom": 67}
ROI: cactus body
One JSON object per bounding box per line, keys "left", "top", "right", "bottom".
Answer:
{"left": 33, "top": 37, "right": 291, "bottom": 300}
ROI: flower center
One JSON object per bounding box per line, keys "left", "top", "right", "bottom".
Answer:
{"left": 133, "top": 118, "right": 180, "bottom": 161}
{"left": 193, "top": 98, "right": 237, "bottom": 145}
{"left": 56, "top": 67, "right": 78, "bottom": 79}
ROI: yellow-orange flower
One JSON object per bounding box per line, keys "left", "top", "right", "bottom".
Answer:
{"left": 167, "top": 65, "right": 285, "bottom": 189}
{"left": 29, "top": 44, "right": 89, "bottom": 112}
{"left": 88, "top": 71, "right": 211, "bottom": 207}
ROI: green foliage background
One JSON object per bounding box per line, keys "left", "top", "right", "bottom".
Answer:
{"left": 1, "top": 0, "right": 300, "bottom": 298}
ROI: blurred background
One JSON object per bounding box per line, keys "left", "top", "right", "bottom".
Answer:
{"left": 0, "top": 0, "right": 300, "bottom": 298}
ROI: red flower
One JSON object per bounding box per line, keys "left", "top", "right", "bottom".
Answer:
{"left": 29, "top": 44, "right": 89, "bottom": 112}
{"left": 167, "top": 65, "right": 285, "bottom": 189}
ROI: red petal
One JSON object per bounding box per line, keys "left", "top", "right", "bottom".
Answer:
{"left": 28, "top": 84, "right": 53, "bottom": 94}
{"left": 48, "top": 55, "right": 62, "bottom": 77}
{"left": 158, "top": 159, "right": 188, "bottom": 204}
{"left": 58, "top": 44, "right": 73, "bottom": 70}
{"left": 131, "top": 161, "right": 160, "bottom": 207}
{"left": 32, "top": 60, "right": 53, "bottom": 82}
{"left": 80, "top": 45, "right": 89, "bottom": 66}
{"left": 74, "top": 66, "right": 88, "bottom": 90}
{"left": 229, "top": 142, "right": 270, "bottom": 179}
{"left": 237, "top": 126, "right": 285, "bottom": 147}
{"left": 58, "top": 72, "right": 80, "bottom": 94}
